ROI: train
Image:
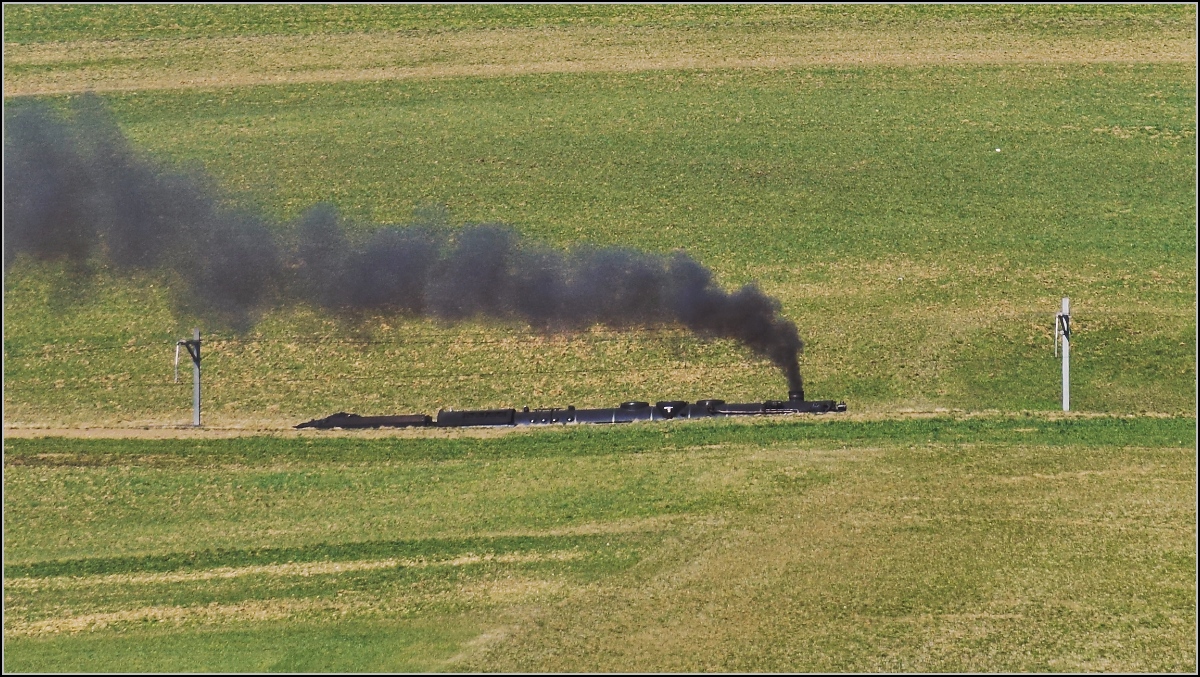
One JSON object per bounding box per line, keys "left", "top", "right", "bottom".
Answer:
{"left": 296, "top": 390, "right": 846, "bottom": 429}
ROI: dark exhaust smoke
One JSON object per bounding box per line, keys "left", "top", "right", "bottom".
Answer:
{"left": 3, "top": 95, "right": 805, "bottom": 392}
{"left": 4, "top": 95, "right": 280, "bottom": 327}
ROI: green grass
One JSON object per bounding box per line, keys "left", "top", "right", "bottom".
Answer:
{"left": 5, "top": 4, "right": 1193, "bottom": 43}
{"left": 4, "top": 418, "right": 1195, "bottom": 671}
{"left": 4, "top": 621, "right": 480, "bottom": 673}
{"left": 4, "top": 63, "right": 1195, "bottom": 422}
{"left": 3, "top": 4, "right": 1196, "bottom": 671}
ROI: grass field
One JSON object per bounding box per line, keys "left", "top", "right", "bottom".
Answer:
{"left": 3, "top": 62, "right": 1195, "bottom": 423}
{"left": 3, "top": 4, "right": 1196, "bottom": 672}
{"left": 5, "top": 417, "right": 1196, "bottom": 671}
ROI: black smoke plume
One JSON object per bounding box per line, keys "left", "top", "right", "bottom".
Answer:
{"left": 3, "top": 95, "right": 804, "bottom": 392}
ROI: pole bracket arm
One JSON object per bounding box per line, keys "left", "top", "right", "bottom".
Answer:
{"left": 1055, "top": 312, "right": 1071, "bottom": 356}
{"left": 176, "top": 339, "right": 201, "bottom": 365}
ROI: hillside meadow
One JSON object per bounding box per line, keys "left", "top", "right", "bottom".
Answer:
{"left": 5, "top": 417, "right": 1196, "bottom": 671}
{"left": 3, "top": 3, "right": 1196, "bottom": 673}
{"left": 3, "top": 59, "right": 1195, "bottom": 425}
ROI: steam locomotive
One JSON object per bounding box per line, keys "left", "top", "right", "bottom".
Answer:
{"left": 296, "top": 390, "right": 846, "bottom": 429}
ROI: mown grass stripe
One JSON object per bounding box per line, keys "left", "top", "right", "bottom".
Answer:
{"left": 5, "top": 550, "right": 587, "bottom": 590}
{"left": 3, "top": 534, "right": 611, "bottom": 580}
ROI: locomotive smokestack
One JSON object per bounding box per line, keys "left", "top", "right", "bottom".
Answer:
{"left": 784, "top": 361, "right": 804, "bottom": 397}
{"left": 5, "top": 96, "right": 809, "bottom": 389}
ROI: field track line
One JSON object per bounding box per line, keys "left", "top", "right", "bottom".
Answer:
{"left": 2, "top": 410, "right": 1180, "bottom": 440}
{"left": 5, "top": 26, "right": 1194, "bottom": 96}
{"left": 5, "top": 550, "right": 585, "bottom": 590}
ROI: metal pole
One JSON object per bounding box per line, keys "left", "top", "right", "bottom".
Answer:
{"left": 1060, "top": 298, "right": 1070, "bottom": 412}
{"left": 192, "top": 328, "right": 201, "bottom": 426}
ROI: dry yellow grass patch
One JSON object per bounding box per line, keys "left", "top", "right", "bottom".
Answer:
{"left": 445, "top": 625, "right": 516, "bottom": 664}
{"left": 5, "top": 25, "right": 1194, "bottom": 96}
{"left": 460, "top": 447, "right": 1192, "bottom": 672}
{"left": 5, "top": 597, "right": 362, "bottom": 637}
{"left": 459, "top": 576, "right": 567, "bottom": 604}
{"left": 477, "top": 514, "right": 690, "bottom": 539}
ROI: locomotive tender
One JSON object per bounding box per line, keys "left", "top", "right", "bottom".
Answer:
{"left": 296, "top": 390, "right": 846, "bottom": 429}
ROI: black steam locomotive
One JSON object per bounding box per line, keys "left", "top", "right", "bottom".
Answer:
{"left": 297, "top": 390, "right": 846, "bottom": 429}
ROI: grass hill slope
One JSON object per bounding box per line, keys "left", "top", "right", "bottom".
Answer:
{"left": 4, "top": 47, "right": 1195, "bottom": 424}
{"left": 3, "top": 5, "right": 1196, "bottom": 673}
